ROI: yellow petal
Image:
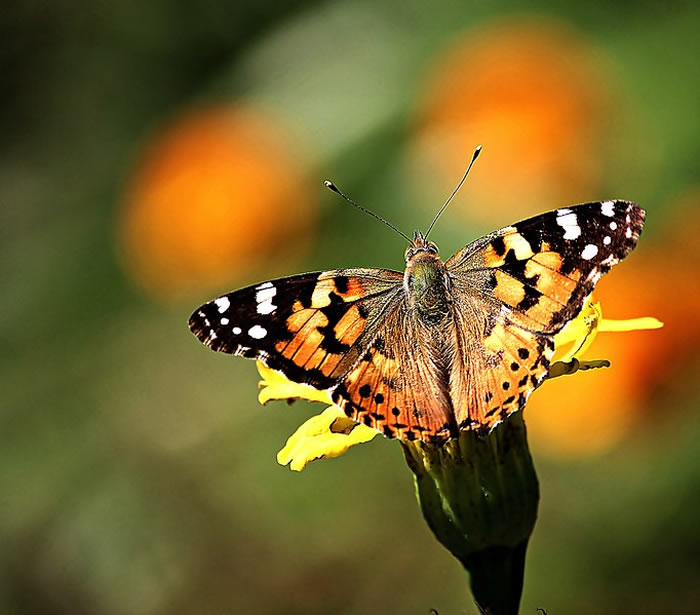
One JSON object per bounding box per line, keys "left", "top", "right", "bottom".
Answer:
{"left": 276, "top": 406, "right": 380, "bottom": 471}
{"left": 553, "top": 297, "right": 663, "bottom": 363}
{"left": 553, "top": 296, "right": 600, "bottom": 361}
{"left": 256, "top": 361, "right": 333, "bottom": 406}
{"left": 597, "top": 316, "right": 664, "bottom": 332}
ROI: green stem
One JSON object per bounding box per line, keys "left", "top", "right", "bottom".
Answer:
{"left": 402, "top": 414, "right": 539, "bottom": 615}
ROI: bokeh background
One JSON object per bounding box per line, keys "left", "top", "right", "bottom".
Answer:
{"left": 3, "top": 1, "right": 699, "bottom": 613}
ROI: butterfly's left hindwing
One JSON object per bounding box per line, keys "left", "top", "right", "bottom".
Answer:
{"left": 331, "top": 302, "right": 459, "bottom": 443}
{"left": 188, "top": 269, "right": 403, "bottom": 391}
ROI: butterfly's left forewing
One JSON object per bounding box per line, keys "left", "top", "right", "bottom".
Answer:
{"left": 188, "top": 269, "right": 403, "bottom": 391}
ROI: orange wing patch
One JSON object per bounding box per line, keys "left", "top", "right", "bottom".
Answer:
{"left": 275, "top": 302, "right": 369, "bottom": 377}
{"left": 492, "top": 269, "right": 526, "bottom": 306}
{"left": 312, "top": 273, "right": 367, "bottom": 306}
{"left": 333, "top": 305, "right": 365, "bottom": 346}
{"left": 478, "top": 230, "right": 587, "bottom": 332}
{"left": 481, "top": 228, "right": 535, "bottom": 267}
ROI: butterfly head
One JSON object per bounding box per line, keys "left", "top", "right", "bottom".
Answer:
{"left": 405, "top": 230, "right": 440, "bottom": 263}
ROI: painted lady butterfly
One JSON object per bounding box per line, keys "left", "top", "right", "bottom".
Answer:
{"left": 189, "top": 197, "right": 644, "bottom": 443}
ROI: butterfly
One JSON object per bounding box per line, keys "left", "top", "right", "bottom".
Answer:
{"left": 189, "top": 198, "right": 645, "bottom": 444}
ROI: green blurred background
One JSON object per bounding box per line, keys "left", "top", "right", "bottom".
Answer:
{"left": 3, "top": 1, "right": 700, "bottom": 613}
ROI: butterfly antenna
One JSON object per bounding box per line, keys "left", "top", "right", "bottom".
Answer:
{"left": 324, "top": 180, "right": 412, "bottom": 243}
{"left": 425, "top": 145, "right": 483, "bottom": 239}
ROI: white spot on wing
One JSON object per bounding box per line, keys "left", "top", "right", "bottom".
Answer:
{"left": 215, "top": 297, "right": 230, "bottom": 313}
{"left": 256, "top": 285, "right": 277, "bottom": 315}
{"left": 557, "top": 212, "right": 581, "bottom": 240}
{"left": 248, "top": 325, "right": 267, "bottom": 339}
{"left": 581, "top": 244, "right": 598, "bottom": 260}
{"left": 601, "top": 201, "right": 615, "bottom": 216}
{"left": 233, "top": 326, "right": 242, "bottom": 335}
{"left": 220, "top": 317, "right": 229, "bottom": 325}
{"left": 610, "top": 221, "right": 618, "bottom": 230}
{"left": 256, "top": 286, "right": 276, "bottom": 302}
{"left": 257, "top": 302, "right": 276, "bottom": 315}
{"left": 626, "top": 227, "right": 633, "bottom": 238}
{"left": 603, "top": 236, "right": 611, "bottom": 245}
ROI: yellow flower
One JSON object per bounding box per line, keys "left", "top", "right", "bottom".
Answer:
{"left": 257, "top": 362, "right": 333, "bottom": 406}
{"left": 549, "top": 296, "right": 663, "bottom": 374}
{"left": 255, "top": 298, "right": 662, "bottom": 614}
{"left": 257, "top": 363, "right": 379, "bottom": 471}
{"left": 258, "top": 298, "right": 662, "bottom": 471}
{"left": 276, "top": 406, "right": 380, "bottom": 471}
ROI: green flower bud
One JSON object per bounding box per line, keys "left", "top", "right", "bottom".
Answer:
{"left": 401, "top": 413, "right": 538, "bottom": 615}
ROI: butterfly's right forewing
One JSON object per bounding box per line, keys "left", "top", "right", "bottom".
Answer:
{"left": 446, "top": 200, "right": 645, "bottom": 430}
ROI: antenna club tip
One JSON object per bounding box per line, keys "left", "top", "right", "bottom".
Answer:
{"left": 473, "top": 145, "right": 483, "bottom": 158}
{"left": 323, "top": 180, "right": 340, "bottom": 193}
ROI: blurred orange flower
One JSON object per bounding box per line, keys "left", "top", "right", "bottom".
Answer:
{"left": 120, "top": 105, "right": 316, "bottom": 298}
{"left": 528, "top": 194, "right": 700, "bottom": 456}
{"left": 413, "top": 19, "right": 611, "bottom": 223}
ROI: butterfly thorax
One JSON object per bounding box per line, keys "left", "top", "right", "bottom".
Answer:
{"left": 404, "top": 233, "right": 450, "bottom": 322}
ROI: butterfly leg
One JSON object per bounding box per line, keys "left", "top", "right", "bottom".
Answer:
{"left": 543, "top": 357, "right": 611, "bottom": 382}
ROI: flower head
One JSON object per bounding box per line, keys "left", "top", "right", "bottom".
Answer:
{"left": 247, "top": 298, "right": 660, "bottom": 614}
{"left": 260, "top": 298, "right": 661, "bottom": 471}
{"left": 257, "top": 363, "right": 379, "bottom": 471}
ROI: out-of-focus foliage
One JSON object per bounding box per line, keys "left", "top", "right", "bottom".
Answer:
{"left": 2, "top": 1, "right": 699, "bottom": 614}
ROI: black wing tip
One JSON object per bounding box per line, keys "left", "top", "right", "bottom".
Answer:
{"left": 188, "top": 307, "right": 205, "bottom": 334}
{"left": 187, "top": 304, "right": 221, "bottom": 349}
{"left": 614, "top": 199, "right": 645, "bottom": 218}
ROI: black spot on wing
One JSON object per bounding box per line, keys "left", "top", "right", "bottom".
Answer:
{"left": 491, "top": 235, "right": 506, "bottom": 257}
{"left": 372, "top": 335, "right": 394, "bottom": 359}
{"left": 516, "top": 284, "right": 541, "bottom": 311}
{"left": 317, "top": 291, "right": 354, "bottom": 354}
{"left": 334, "top": 275, "right": 349, "bottom": 294}
{"left": 297, "top": 275, "right": 319, "bottom": 309}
